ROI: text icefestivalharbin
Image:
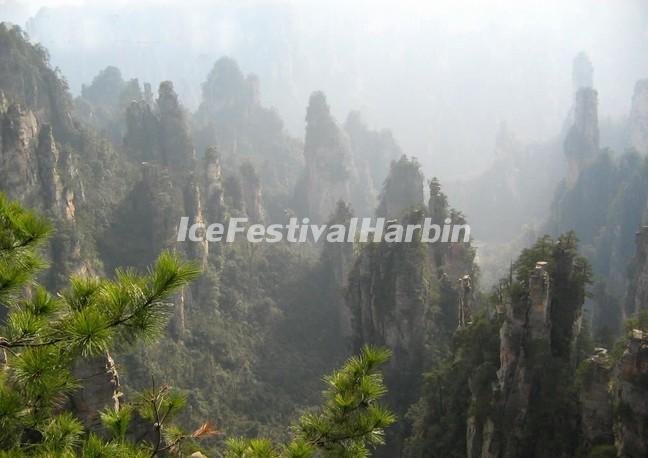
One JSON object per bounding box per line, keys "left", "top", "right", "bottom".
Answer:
{"left": 177, "top": 217, "right": 471, "bottom": 243}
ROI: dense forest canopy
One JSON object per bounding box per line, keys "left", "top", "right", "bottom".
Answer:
{"left": 0, "top": 2, "right": 648, "bottom": 457}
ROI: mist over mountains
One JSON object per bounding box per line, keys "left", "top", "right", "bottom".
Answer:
{"left": 5, "top": 0, "right": 648, "bottom": 179}
{"left": 2, "top": 2, "right": 648, "bottom": 457}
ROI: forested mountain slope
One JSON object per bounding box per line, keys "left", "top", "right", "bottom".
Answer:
{"left": 2, "top": 21, "right": 648, "bottom": 458}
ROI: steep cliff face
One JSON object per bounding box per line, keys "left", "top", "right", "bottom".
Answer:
{"left": 157, "top": 81, "right": 195, "bottom": 168}
{"left": 486, "top": 262, "right": 557, "bottom": 458}
{"left": 565, "top": 52, "right": 598, "bottom": 183}
{"left": 629, "top": 79, "right": 648, "bottom": 155}
{"left": 613, "top": 329, "right": 648, "bottom": 457}
{"left": 0, "top": 22, "right": 139, "bottom": 434}
{"left": 1, "top": 101, "right": 40, "bottom": 202}
{"left": 193, "top": 57, "right": 303, "bottom": 214}
{"left": 194, "top": 57, "right": 258, "bottom": 124}
{"left": 347, "top": 211, "right": 437, "bottom": 456}
{"left": 98, "top": 154, "right": 210, "bottom": 342}
{"left": 0, "top": 93, "right": 78, "bottom": 218}
{"left": 0, "top": 24, "right": 74, "bottom": 139}
{"left": 564, "top": 88, "right": 599, "bottom": 185}
{"left": 485, "top": 236, "right": 589, "bottom": 458}
{"left": 297, "top": 93, "right": 399, "bottom": 221}
{"left": 376, "top": 155, "right": 425, "bottom": 219}
{"left": 430, "top": 179, "right": 475, "bottom": 283}
{"left": 320, "top": 201, "right": 355, "bottom": 338}
{"left": 115, "top": 78, "right": 232, "bottom": 278}
{"left": 298, "top": 91, "right": 354, "bottom": 222}
{"left": 0, "top": 25, "right": 125, "bottom": 286}
{"left": 575, "top": 225, "right": 648, "bottom": 458}
{"left": 547, "top": 137, "right": 648, "bottom": 337}
{"left": 102, "top": 164, "right": 183, "bottom": 268}
{"left": 347, "top": 213, "right": 434, "bottom": 382}
{"left": 496, "top": 261, "right": 552, "bottom": 422}
{"left": 124, "top": 81, "right": 195, "bottom": 168}
{"left": 75, "top": 65, "right": 144, "bottom": 143}
{"left": 428, "top": 177, "right": 448, "bottom": 224}
{"left": 124, "top": 99, "right": 158, "bottom": 162}
{"left": 105, "top": 85, "right": 200, "bottom": 269}
{"left": 572, "top": 51, "right": 594, "bottom": 91}
{"left": 405, "top": 235, "right": 591, "bottom": 458}
{"left": 348, "top": 160, "right": 476, "bottom": 455}
{"left": 625, "top": 226, "right": 648, "bottom": 319}
{"left": 202, "top": 146, "right": 225, "bottom": 223}
{"left": 348, "top": 162, "right": 475, "bottom": 370}
{"left": 611, "top": 228, "right": 648, "bottom": 457}
{"left": 578, "top": 349, "right": 614, "bottom": 453}
{"left": 0, "top": 101, "right": 87, "bottom": 286}
{"left": 239, "top": 161, "right": 265, "bottom": 223}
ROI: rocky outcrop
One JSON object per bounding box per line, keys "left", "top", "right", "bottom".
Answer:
{"left": 527, "top": 261, "right": 551, "bottom": 339}
{"left": 124, "top": 81, "right": 195, "bottom": 169}
{"left": 613, "top": 329, "right": 648, "bottom": 458}
{"left": 346, "top": 210, "right": 434, "bottom": 455}
{"left": 36, "top": 125, "right": 64, "bottom": 210}
{"left": 347, "top": 219, "right": 432, "bottom": 369}
{"left": 0, "top": 104, "right": 80, "bottom": 222}
{"left": 68, "top": 352, "right": 121, "bottom": 434}
{"left": 183, "top": 172, "right": 209, "bottom": 267}
{"left": 75, "top": 66, "right": 144, "bottom": 143}
{"left": 471, "top": 235, "right": 589, "bottom": 458}
{"left": 579, "top": 228, "right": 648, "bottom": 457}
{"left": 428, "top": 177, "right": 448, "bottom": 224}
{"left": 493, "top": 121, "right": 522, "bottom": 161}
{"left": 578, "top": 225, "right": 648, "bottom": 457}
{"left": 1, "top": 102, "right": 40, "bottom": 200}
{"left": 348, "top": 168, "right": 474, "bottom": 361}
{"left": 564, "top": 88, "right": 599, "bottom": 184}
{"left": 157, "top": 81, "right": 195, "bottom": 169}
{"left": 375, "top": 155, "right": 425, "bottom": 219}
{"left": 194, "top": 57, "right": 258, "bottom": 122}
{"left": 345, "top": 111, "right": 401, "bottom": 186}
{"left": 320, "top": 201, "right": 355, "bottom": 338}
{"left": 0, "top": 23, "right": 198, "bottom": 439}
{"left": 428, "top": 178, "right": 474, "bottom": 282}
{"left": 124, "top": 100, "right": 159, "bottom": 162}
{"left": 348, "top": 171, "right": 476, "bottom": 455}
{"left": 458, "top": 275, "right": 475, "bottom": 328}
{"left": 202, "top": 146, "right": 225, "bottom": 223}
{"left": 579, "top": 348, "right": 614, "bottom": 451}
{"left": 629, "top": 79, "right": 648, "bottom": 155}
{"left": 101, "top": 162, "right": 185, "bottom": 272}
{"left": 626, "top": 226, "right": 648, "bottom": 319}
{"left": 299, "top": 91, "right": 354, "bottom": 222}
{"left": 0, "top": 97, "right": 87, "bottom": 288}
{"left": 299, "top": 94, "right": 394, "bottom": 221}
{"left": 239, "top": 161, "right": 264, "bottom": 223}
{"left": 0, "top": 24, "right": 74, "bottom": 139}
{"left": 492, "top": 261, "right": 554, "bottom": 457}
{"left": 194, "top": 57, "right": 302, "bottom": 206}
{"left": 572, "top": 52, "right": 594, "bottom": 91}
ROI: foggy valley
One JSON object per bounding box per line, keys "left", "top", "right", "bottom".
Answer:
{"left": 0, "top": 1, "right": 647, "bottom": 457}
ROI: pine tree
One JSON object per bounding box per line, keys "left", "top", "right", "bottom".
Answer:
{"left": 225, "top": 346, "right": 395, "bottom": 458}
{"left": 0, "top": 193, "right": 207, "bottom": 455}
{"left": 0, "top": 194, "right": 395, "bottom": 456}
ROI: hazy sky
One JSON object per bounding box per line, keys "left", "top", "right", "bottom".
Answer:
{"left": 2, "top": 0, "right": 648, "bottom": 178}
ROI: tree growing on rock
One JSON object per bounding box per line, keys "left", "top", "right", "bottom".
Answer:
{"left": 0, "top": 194, "right": 395, "bottom": 456}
